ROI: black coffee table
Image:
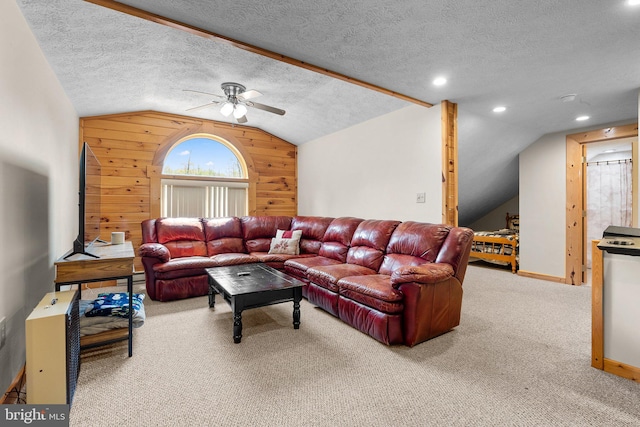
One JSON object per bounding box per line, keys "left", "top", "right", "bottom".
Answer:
{"left": 206, "top": 263, "right": 305, "bottom": 343}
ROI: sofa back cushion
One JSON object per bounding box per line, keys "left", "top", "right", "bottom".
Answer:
{"left": 318, "top": 217, "right": 364, "bottom": 262}
{"left": 435, "top": 226, "right": 475, "bottom": 283}
{"left": 203, "top": 217, "right": 246, "bottom": 256}
{"left": 141, "top": 218, "right": 158, "bottom": 243}
{"left": 346, "top": 220, "right": 401, "bottom": 271}
{"left": 291, "top": 216, "right": 334, "bottom": 254}
{"left": 241, "top": 216, "right": 292, "bottom": 253}
{"left": 379, "top": 222, "right": 451, "bottom": 275}
{"left": 156, "top": 217, "right": 207, "bottom": 258}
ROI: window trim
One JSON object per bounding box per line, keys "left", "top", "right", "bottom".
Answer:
{"left": 162, "top": 133, "right": 249, "bottom": 179}
{"left": 161, "top": 178, "right": 249, "bottom": 188}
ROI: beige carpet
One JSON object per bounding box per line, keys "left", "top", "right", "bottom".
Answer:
{"left": 69, "top": 266, "right": 640, "bottom": 426}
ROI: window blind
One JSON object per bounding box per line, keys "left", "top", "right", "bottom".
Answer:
{"left": 161, "top": 179, "right": 248, "bottom": 218}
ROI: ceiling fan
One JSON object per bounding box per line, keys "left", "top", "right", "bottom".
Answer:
{"left": 184, "top": 82, "right": 286, "bottom": 123}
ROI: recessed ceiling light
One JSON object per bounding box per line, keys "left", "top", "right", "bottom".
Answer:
{"left": 628, "top": 0, "right": 640, "bottom": 6}
{"left": 604, "top": 149, "right": 616, "bottom": 153}
{"left": 433, "top": 77, "right": 447, "bottom": 86}
{"left": 493, "top": 106, "right": 506, "bottom": 113}
{"left": 576, "top": 115, "right": 590, "bottom": 121}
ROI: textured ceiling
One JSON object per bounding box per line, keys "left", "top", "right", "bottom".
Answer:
{"left": 16, "top": 0, "right": 640, "bottom": 225}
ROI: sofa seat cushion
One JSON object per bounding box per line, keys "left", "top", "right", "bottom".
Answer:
{"left": 250, "top": 252, "right": 316, "bottom": 271}
{"left": 338, "top": 274, "right": 404, "bottom": 314}
{"left": 307, "top": 264, "right": 376, "bottom": 292}
{"left": 210, "top": 253, "right": 261, "bottom": 266}
{"left": 248, "top": 252, "right": 312, "bottom": 263}
{"left": 284, "top": 256, "right": 342, "bottom": 279}
{"left": 153, "top": 256, "right": 216, "bottom": 277}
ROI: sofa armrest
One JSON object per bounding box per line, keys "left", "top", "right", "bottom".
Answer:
{"left": 390, "top": 263, "right": 454, "bottom": 288}
{"left": 138, "top": 243, "right": 171, "bottom": 263}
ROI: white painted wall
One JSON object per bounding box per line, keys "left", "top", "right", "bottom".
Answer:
{"left": 519, "top": 133, "right": 567, "bottom": 277}
{"left": 519, "top": 118, "right": 638, "bottom": 279}
{"left": 469, "top": 195, "right": 519, "bottom": 232}
{"left": 297, "top": 104, "right": 442, "bottom": 222}
{"left": 637, "top": 90, "right": 640, "bottom": 226}
{"left": 0, "top": 0, "right": 78, "bottom": 394}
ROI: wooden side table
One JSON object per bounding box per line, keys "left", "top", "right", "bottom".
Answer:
{"left": 55, "top": 241, "right": 135, "bottom": 357}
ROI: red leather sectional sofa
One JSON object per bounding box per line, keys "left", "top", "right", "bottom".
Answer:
{"left": 139, "top": 215, "right": 474, "bottom": 346}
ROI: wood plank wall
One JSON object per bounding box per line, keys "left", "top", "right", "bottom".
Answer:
{"left": 79, "top": 110, "right": 298, "bottom": 271}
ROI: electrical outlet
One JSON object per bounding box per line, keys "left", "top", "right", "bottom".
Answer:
{"left": 0, "top": 317, "right": 6, "bottom": 350}
{"left": 416, "top": 192, "right": 426, "bottom": 203}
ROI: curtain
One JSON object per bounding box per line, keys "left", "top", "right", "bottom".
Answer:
{"left": 586, "top": 159, "right": 633, "bottom": 267}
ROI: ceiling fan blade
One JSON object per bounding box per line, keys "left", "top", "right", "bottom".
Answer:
{"left": 237, "top": 89, "right": 262, "bottom": 101}
{"left": 185, "top": 102, "right": 220, "bottom": 112}
{"left": 245, "top": 101, "right": 286, "bottom": 116}
{"left": 183, "top": 89, "right": 226, "bottom": 100}
{"left": 236, "top": 115, "right": 248, "bottom": 124}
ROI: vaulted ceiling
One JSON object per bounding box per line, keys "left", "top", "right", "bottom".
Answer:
{"left": 16, "top": 0, "right": 640, "bottom": 225}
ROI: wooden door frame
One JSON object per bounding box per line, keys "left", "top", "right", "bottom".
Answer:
{"left": 565, "top": 123, "right": 638, "bottom": 285}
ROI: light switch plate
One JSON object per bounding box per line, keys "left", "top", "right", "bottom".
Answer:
{"left": 416, "top": 192, "right": 426, "bottom": 203}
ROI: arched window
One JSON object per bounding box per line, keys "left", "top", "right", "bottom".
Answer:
{"left": 162, "top": 136, "right": 244, "bottom": 178}
{"left": 161, "top": 135, "right": 248, "bottom": 218}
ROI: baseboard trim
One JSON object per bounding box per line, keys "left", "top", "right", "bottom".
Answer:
{"left": 603, "top": 358, "right": 640, "bottom": 383}
{"left": 1, "top": 364, "right": 26, "bottom": 404}
{"left": 517, "top": 270, "right": 566, "bottom": 284}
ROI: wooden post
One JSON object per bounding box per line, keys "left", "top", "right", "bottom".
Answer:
{"left": 591, "top": 241, "right": 603, "bottom": 369}
{"left": 565, "top": 137, "right": 584, "bottom": 285}
{"left": 441, "top": 100, "right": 458, "bottom": 226}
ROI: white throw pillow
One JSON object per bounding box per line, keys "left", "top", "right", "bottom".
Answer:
{"left": 268, "top": 237, "right": 299, "bottom": 255}
{"left": 271, "top": 229, "right": 302, "bottom": 255}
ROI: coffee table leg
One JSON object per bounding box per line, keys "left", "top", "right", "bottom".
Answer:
{"left": 208, "top": 277, "right": 217, "bottom": 308}
{"left": 233, "top": 312, "right": 242, "bottom": 343}
{"left": 293, "top": 301, "right": 300, "bottom": 329}
{"left": 293, "top": 287, "right": 302, "bottom": 329}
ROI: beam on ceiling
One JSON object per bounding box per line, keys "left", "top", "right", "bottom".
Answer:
{"left": 84, "top": 0, "right": 433, "bottom": 108}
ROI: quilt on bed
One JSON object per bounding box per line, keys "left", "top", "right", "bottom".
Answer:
{"left": 79, "top": 292, "right": 146, "bottom": 337}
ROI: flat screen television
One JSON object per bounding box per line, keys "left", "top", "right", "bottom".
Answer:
{"left": 65, "top": 142, "right": 102, "bottom": 259}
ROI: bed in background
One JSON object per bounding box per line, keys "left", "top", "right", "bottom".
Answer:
{"left": 470, "top": 213, "right": 519, "bottom": 273}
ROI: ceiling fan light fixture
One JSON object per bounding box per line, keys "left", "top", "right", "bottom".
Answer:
{"left": 220, "top": 102, "right": 234, "bottom": 117}
{"left": 433, "top": 77, "right": 447, "bottom": 86}
{"left": 233, "top": 104, "right": 248, "bottom": 119}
